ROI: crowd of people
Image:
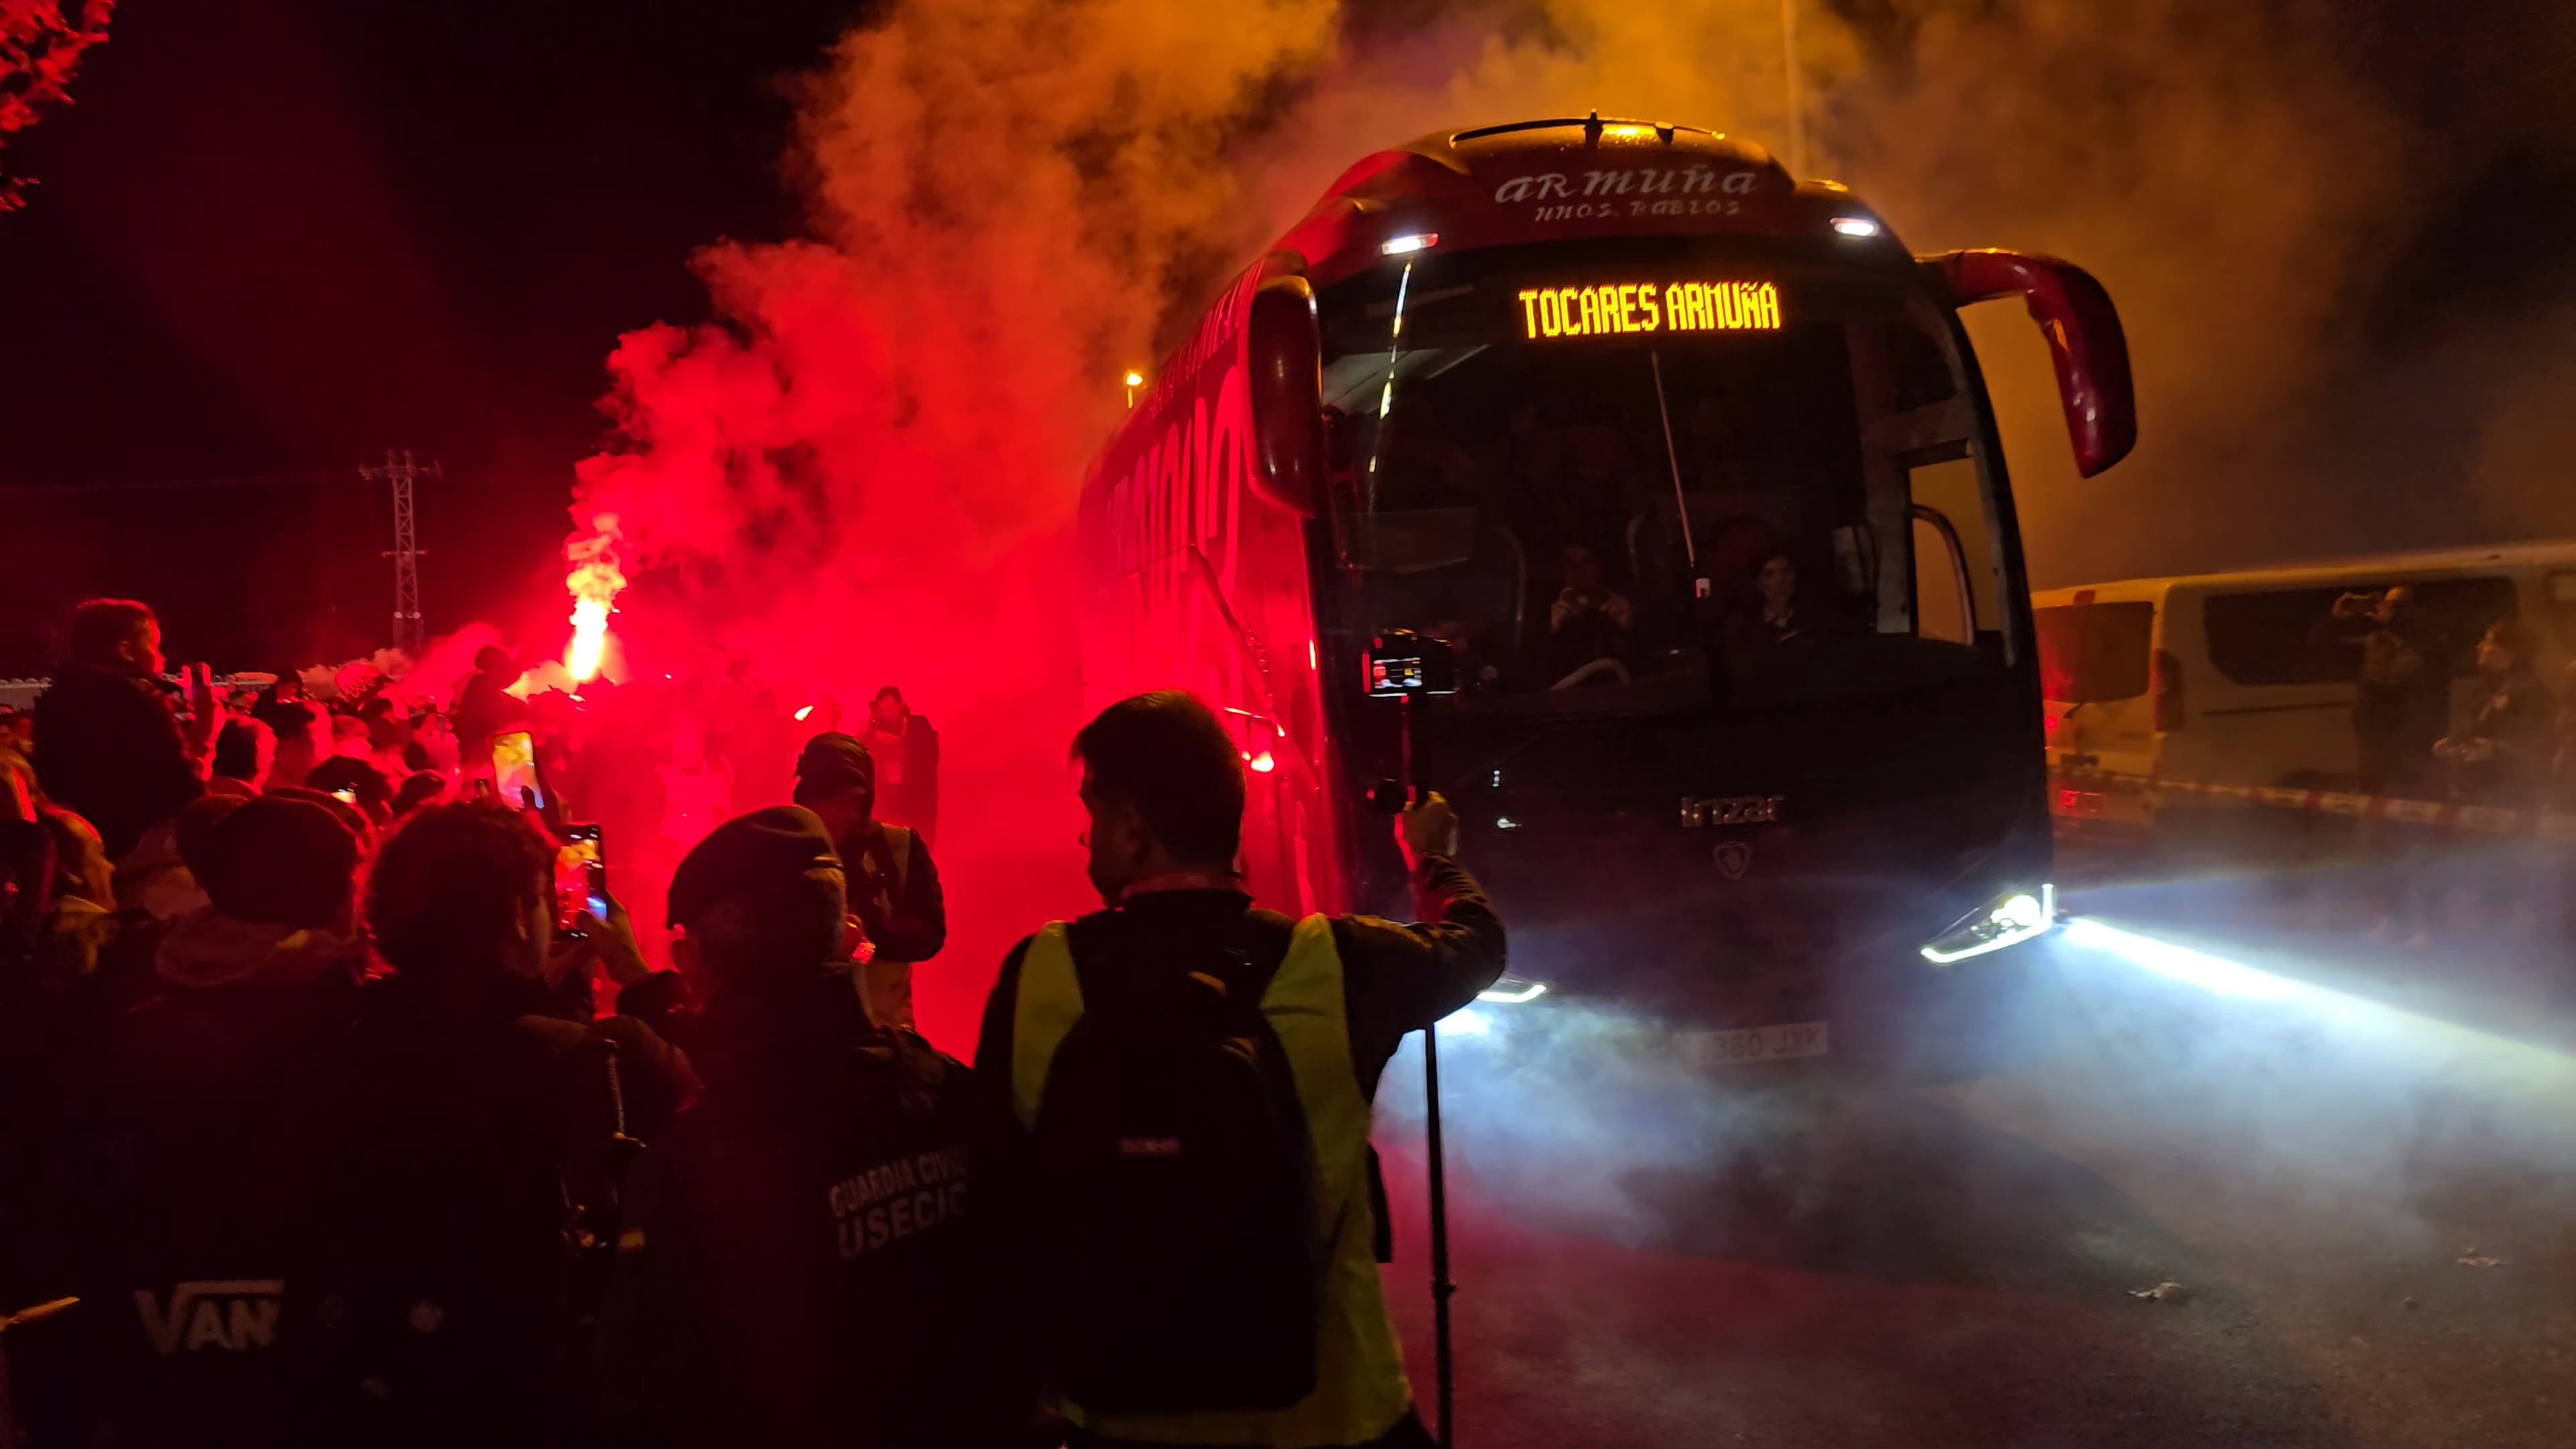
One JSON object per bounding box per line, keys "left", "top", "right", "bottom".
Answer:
{"left": 0, "top": 596, "right": 1505, "bottom": 1448}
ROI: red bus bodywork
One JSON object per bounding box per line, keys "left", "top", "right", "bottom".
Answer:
{"left": 1079, "top": 118, "right": 2133, "bottom": 941}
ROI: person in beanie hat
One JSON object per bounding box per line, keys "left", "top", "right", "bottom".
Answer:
{"left": 113, "top": 794, "right": 368, "bottom": 998}
{"left": 594, "top": 808, "right": 1021, "bottom": 1447}
{"left": 791, "top": 733, "right": 945, "bottom": 1032}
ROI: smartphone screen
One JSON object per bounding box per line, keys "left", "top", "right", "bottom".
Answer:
{"left": 557, "top": 824, "right": 606, "bottom": 937}
{"left": 492, "top": 729, "right": 545, "bottom": 812}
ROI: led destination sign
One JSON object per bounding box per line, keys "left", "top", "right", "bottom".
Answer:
{"left": 1516, "top": 280, "right": 1782, "bottom": 339}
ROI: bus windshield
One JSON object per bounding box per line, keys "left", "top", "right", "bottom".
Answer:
{"left": 1318, "top": 237, "right": 2016, "bottom": 716}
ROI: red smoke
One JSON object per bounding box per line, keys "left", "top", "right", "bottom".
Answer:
{"left": 561, "top": 0, "right": 2567, "bottom": 1043}
{"left": 557, "top": 1, "right": 1368, "bottom": 1045}
{"left": 565, "top": 253, "right": 1102, "bottom": 1044}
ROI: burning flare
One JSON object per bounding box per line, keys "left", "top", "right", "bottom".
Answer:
{"left": 564, "top": 517, "right": 627, "bottom": 684}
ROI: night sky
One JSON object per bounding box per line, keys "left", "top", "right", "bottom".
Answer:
{"left": 2, "top": 0, "right": 2569, "bottom": 674}
{"left": 0, "top": 0, "right": 862, "bottom": 672}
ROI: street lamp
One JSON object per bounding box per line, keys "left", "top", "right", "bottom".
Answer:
{"left": 1781, "top": 0, "right": 1807, "bottom": 178}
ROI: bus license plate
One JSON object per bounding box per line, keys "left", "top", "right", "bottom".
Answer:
{"left": 1687, "top": 1021, "right": 1829, "bottom": 1067}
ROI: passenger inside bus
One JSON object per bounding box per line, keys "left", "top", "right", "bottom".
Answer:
{"left": 1322, "top": 254, "right": 2004, "bottom": 712}
{"left": 1740, "top": 550, "right": 1807, "bottom": 647}
{"left": 1546, "top": 544, "right": 1636, "bottom": 685}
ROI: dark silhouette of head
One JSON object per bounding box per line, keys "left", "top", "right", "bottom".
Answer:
{"left": 199, "top": 796, "right": 361, "bottom": 932}
{"left": 791, "top": 733, "right": 875, "bottom": 841}
{"left": 1071, "top": 691, "right": 1243, "bottom": 906}
{"left": 367, "top": 800, "right": 557, "bottom": 991}
{"left": 871, "top": 684, "right": 908, "bottom": 728}
{"left": 667, "top": 806, "right": 847, "bottom": 997}
{"left": 305, "top": 756, "right": 393, "bottom": 826}
{"left": 392, "top": 771, "right": 449, "bottom": 817}
{"left": 69, "top": 598, "right": 161, "bottom": 674}
{"left": 213, "top": 718, "right": 275, "bottom": 788}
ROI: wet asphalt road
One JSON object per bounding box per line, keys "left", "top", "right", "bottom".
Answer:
{"left": 1366, "top": 865, "right": 2576, "bottom": 1448}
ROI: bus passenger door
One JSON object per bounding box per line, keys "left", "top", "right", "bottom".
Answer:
{"left": 1908, "top": 451, "right": 2000, "bottom": 652}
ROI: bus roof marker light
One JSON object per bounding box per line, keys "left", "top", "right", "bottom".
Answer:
{"left": 1380, "top": 232, "right": 1438, "bottom": 257}
{"left": 1830, "top": 216, "right": 1881, "bottom": 238}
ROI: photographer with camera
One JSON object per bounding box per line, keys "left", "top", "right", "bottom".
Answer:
{"left": 975, "top": 690, "right": 1504, "bottom": 1449}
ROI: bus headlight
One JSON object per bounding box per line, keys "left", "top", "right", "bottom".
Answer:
{"left": 1476, "top": 975, "right": 1550, "bottom": 1004}
{"left": 1920, "top": 884, "right": 2056, "bottom": 964}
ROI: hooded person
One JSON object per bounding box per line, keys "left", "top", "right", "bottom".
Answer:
{"left": 593, "top": 809, "right": 1022, "bottom": 1447}
{"left": 791, "top": 733, "right": 945, "bottom": 1032}
{"left": 152, "top": 796, "right": 367, "bottom": 990}
{"left": 32, "top": 795, "right": 366, "bottom": 1448}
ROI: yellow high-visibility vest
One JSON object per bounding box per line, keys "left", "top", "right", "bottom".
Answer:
{"left": 1012, "top": 914, "right": 1413, "bottom": 1447}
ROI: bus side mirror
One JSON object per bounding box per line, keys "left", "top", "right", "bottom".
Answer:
{"left": 1246, "top": 280, "right": 1327, "bottom": 516}
{"left": 1923, "top": 250, "right": 2137, "bottom": 478}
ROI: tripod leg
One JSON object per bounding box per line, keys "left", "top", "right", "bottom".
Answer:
{"left": 1424, "top": 1022, "right": 1455, "bottom": 1448}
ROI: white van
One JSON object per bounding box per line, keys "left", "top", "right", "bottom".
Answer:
{"left": 2033, "top": 543, "right": 2576, "bottom": 838}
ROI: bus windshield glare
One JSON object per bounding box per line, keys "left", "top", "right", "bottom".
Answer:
{"left": 1319, "top": 237, "right": 2017, "bottom": 716}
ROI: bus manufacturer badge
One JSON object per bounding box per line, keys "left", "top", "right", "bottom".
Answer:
{"left": 1714, "top": 841, "right": 1754, "bottom": 879}
{"left": 1679, "top": 795, "right": 1784, "bottom": 828}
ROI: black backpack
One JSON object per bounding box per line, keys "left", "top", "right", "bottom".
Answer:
{"left": 1033, "top": 929, "right": 1320, "bottom": 1415}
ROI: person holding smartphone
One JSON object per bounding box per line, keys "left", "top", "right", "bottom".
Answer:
{"left": 31, "top": 598, "right": 217, "bottom": 860}
{"left": 315, "top": 800, "right": 692, "bottom": 1442}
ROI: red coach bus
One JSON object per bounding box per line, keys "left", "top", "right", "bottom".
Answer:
{"left": 1077, "top": 116, "right": 2135, "bottom": 1072}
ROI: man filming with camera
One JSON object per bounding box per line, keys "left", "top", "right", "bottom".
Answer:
{"left": 976, "top": 690, "right": 1505, "bottom": 1449}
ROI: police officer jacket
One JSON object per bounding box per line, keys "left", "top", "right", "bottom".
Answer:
{"left": 594, "top": 967, "right": 1023, "bottom": 1448}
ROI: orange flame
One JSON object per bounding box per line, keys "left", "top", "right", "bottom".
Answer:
{"left": 564, "top": 515, "right": 626, "bottom": 684}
